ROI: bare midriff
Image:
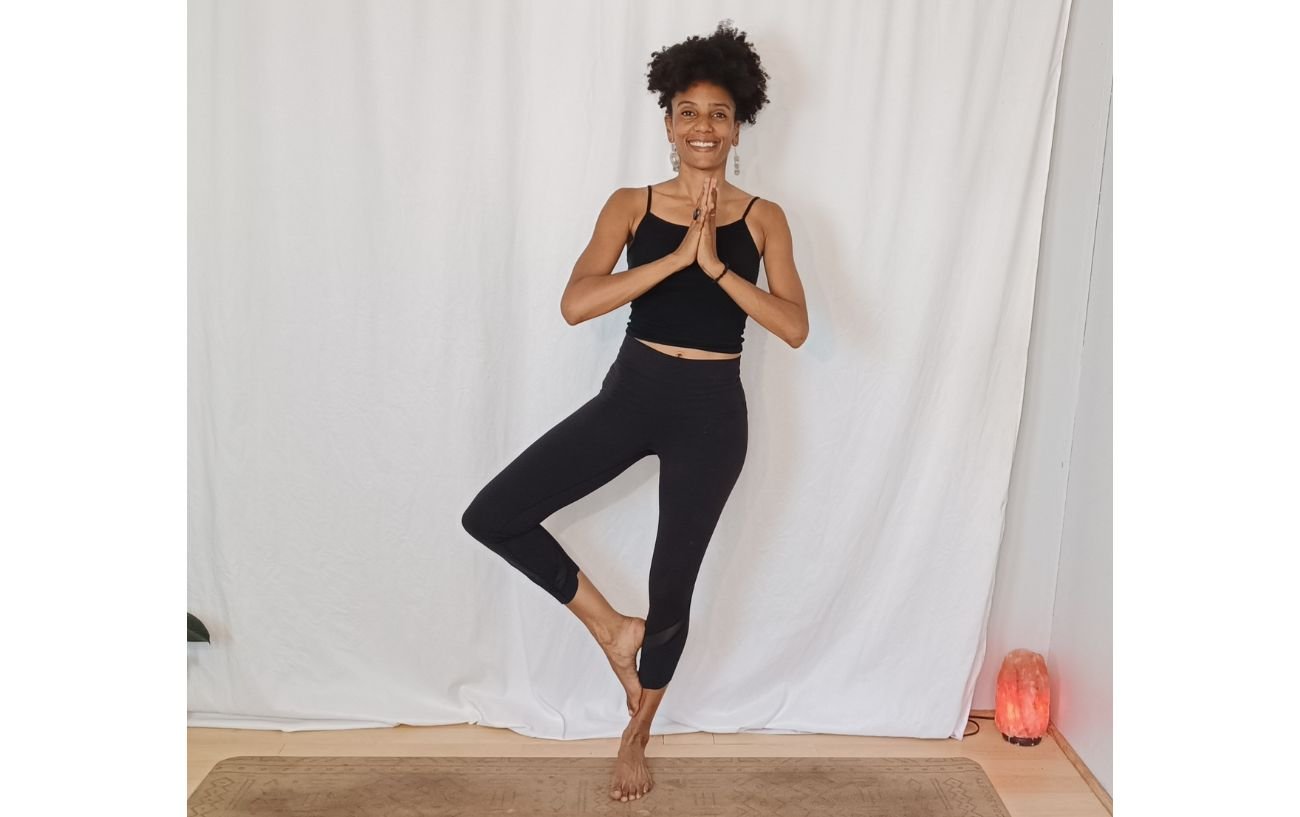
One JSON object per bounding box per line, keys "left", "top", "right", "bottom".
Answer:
{"left": 633, "top": 337, "right": 741, "bottom": 360}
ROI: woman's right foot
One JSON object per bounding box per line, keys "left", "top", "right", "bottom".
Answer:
{"left": 598, "top": 615, "right": 645, "bottom": 716}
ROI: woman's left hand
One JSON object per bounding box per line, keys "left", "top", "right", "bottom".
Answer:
{"left": 696, "top": 179, "right": 724, "bottom": 278}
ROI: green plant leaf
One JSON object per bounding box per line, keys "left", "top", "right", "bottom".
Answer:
{"left": 188, "top": 612, "right": 211, "bottom": 643}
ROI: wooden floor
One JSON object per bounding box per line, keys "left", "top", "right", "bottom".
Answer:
{"left": 188, "top": 715, "right": 1111, "bottom": 816}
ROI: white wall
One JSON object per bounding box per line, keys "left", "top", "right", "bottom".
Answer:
{"left": 1050, "top": 88, "right": 1112, "bottom": 795}
{"left": 979, "top": 0, "right": 1112, "bottom": 797}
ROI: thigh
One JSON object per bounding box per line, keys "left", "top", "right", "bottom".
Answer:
{"left": 466, "top": 391, "right": 654, "bottom": 538}
{"left": 649, "top": 409, "right": 748, "bottom": 591}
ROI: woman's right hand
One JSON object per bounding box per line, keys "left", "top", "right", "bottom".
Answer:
{"left": 668, "top": 178, "right": 715, "bottom": 271}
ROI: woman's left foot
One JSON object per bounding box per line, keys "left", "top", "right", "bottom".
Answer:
{"left": 609, "top": 726, "right": 653, "bottom": 801}
{"left": 598, "top": 615, "right": 645, "bottom": 716}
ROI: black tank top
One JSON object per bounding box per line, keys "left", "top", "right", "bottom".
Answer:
{"left": 625, "top": 184, "right": 761, "bottom": 354}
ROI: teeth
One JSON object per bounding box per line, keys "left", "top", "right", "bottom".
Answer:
{"left": 689, "top": 141, "right": 717, "bottom": 148}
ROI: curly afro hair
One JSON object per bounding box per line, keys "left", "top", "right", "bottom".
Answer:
{"left": 646, "top": 19, "right": 771, "bottom": 127}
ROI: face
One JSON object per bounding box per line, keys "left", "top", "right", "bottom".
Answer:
{"left": 665, "top": 81, "right": 738, "bottom": 166}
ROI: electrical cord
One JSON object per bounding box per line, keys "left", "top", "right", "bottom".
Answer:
{"left": 964, "top": 714, "right": 996, "bottom": 738}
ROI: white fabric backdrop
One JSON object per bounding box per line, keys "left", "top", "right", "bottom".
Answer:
{"left": 188, "top": 0, "right": 1071, "bottom": 741}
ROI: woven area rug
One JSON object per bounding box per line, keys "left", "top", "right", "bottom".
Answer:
{"left": 188, "top": 755, "right": 1013, "bottom": 816}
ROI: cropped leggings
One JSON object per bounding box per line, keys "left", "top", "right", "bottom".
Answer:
{"left": 460, "top": 334, "right": 748, "bottom": 690}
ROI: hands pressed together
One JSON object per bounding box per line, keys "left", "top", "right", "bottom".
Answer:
{"left": 671, "top": 177, "right": 728, "bottom": 281}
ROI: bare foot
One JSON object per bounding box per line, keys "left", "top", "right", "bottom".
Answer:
{"left": 598, "top": 616, "right": 645, "bottom": 716}
{"left": 609, "top": 727, "right": 653, "bottom": 802}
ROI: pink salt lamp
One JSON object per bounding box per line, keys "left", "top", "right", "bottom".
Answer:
{"left": 994, "top": 648, "right": 1050, "bottom": 746}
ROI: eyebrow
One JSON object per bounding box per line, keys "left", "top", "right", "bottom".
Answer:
{"left": 677, "top": 101, "right": 733, "bottom": 110}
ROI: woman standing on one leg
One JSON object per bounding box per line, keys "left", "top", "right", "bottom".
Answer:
{"left": 461, "top": 20, "right": 809, "bottom": 804}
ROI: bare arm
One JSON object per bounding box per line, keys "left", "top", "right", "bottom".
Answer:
{"left": 560, "top": 189, "right": 689, "bottom": 325}
{"left": 700, "top": 199, "right": 809, "bottom": 348}
{"left": 562, "top": 256, "right": 685, "bottom": 325}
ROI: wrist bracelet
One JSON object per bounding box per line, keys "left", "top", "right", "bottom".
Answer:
{"left": 712, "top": 265, "right": 730, "bottom": 283}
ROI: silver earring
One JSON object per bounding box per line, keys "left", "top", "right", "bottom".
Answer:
{"left": 732, "top": 146, "right": 740, "bottom": 175}
{"left": 670, "top": 143, "right": 680, "bottom": 172}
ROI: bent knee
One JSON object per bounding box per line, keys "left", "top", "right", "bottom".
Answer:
{"left": 461, "top": 497, "right": 506, "bottom": 545}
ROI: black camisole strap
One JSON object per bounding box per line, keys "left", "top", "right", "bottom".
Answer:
{"left": 643, "top": 185, "right": 756, "bottom": 221}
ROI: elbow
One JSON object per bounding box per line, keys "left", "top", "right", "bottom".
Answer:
{"left": 560, "top": 285, "right": 593, "bottom": 325}
{"left": 787, "top": 323, "right": 809, "bottom": 349}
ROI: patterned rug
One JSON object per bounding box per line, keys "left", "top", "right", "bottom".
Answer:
{"left": 189, "top": 755, "right": 1013, "bottom": 815}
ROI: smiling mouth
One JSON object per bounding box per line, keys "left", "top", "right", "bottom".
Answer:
{"left": 686, "top": 140, "right": 719, "bottom": 151}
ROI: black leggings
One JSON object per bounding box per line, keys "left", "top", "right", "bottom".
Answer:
{"left": 461, "top": 334, "right": 748, "bottom": 689}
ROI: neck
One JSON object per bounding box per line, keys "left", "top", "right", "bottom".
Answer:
{"left": 671, "top": 165, "right": 727, "bottom": 199}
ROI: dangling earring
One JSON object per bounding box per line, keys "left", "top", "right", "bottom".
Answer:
{"left": 732, "top": 145, "right": 740, "bottom": 175}
{"left": 670, "top": 143, "right": 680, "bottom": 172}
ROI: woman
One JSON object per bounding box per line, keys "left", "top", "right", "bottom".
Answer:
{"left": 461, "top": 21, "right": 808, "bottom": 802}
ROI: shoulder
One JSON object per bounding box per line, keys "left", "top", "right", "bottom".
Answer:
{"left": 601, "top": 186, "right": 638, "bottom": 208}
{"left": 594, "top": 186, "right": 644, "bottom": 210}
{"left": 753, "top": 197, "right": 788, "bottom": 226}
{"left": 607, "top": 185, "right": 650, "bottom": 221}
{"left": 589, "top": 187, "right": 645, "bottom": 236}
{"left": 750, "top": 197, "right": 789, "bottom": 249}
{"left": 614, "top": 185, "right": 652, "bottom": 204}
{"left": 620, "top": 186, "right": 649, "bottom": 238}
